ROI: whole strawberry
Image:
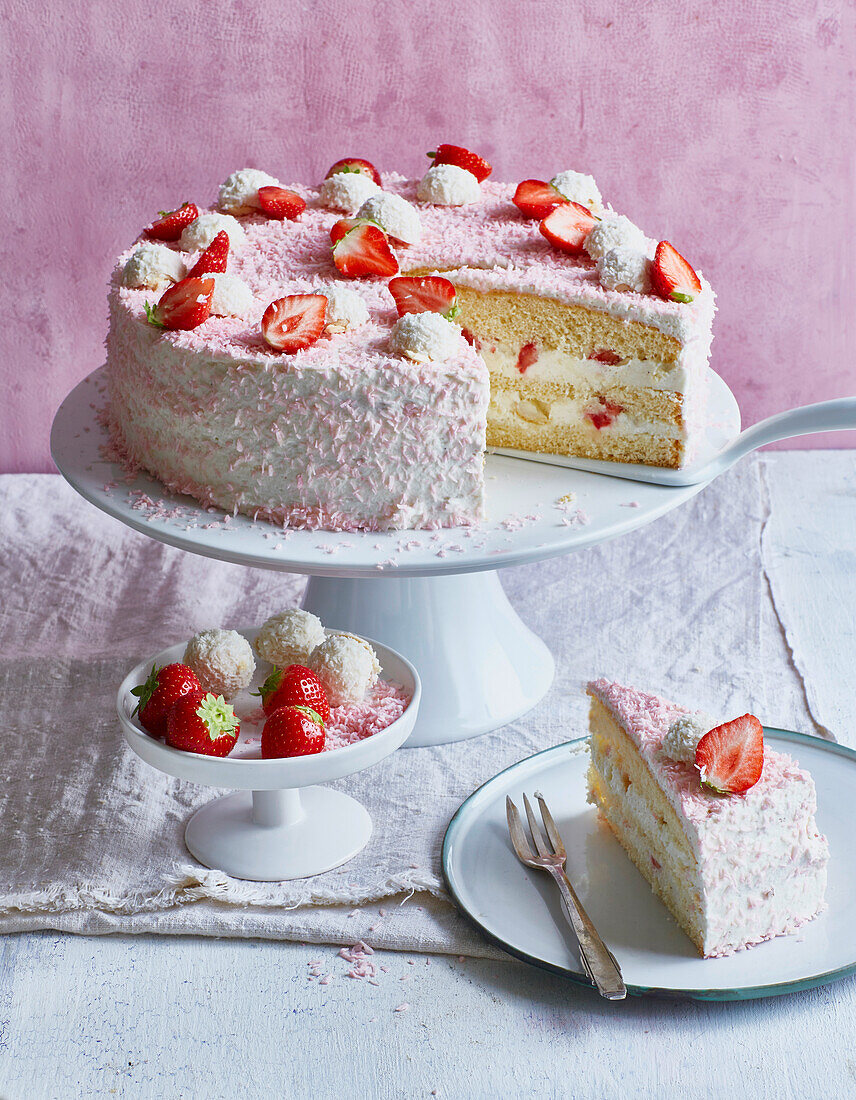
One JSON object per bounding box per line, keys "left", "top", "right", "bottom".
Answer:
{"left": 261, "top": 705, "right": 325, "bottom": 759}
{"left": 256, "top": 664, "right": 330, "bottom": 721}
{"left": 166, "top": 692, "right": 240, "bottom": 757}
{"left": 131, "top": 662, "right": 201, "bottom": 738}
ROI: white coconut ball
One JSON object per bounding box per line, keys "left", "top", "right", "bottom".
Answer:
{"left": 309, "top": 633, "right": 381, "bottom": 707}
{"left": 550, "top": 169, "right": 602, "bottom": 210}
{"left": 179, "top": 213, "right": 247, "bottom": 252}
{"left": 389, "top": 312, "right": 464, "bottom": 363}
{"left": 597, "top": 247, "right": 652, "bottom": 294}
{"left": 321, "top": 285, "right": 370, "bottom": 332}
{"left": 255, "top": 609, "right": 326, "bottom": 668}
{"left": 661, "top": 712, "right": 717, "bottom": 764}
{"left": 183, "top": 629, "right": 255, "bottom": 700}
{"left": 121, "top": 243, "right": 186, "bottom": 291}
{"left": 357, "top": 193, "right": 422, "bottom": 244}
{"left": 218, "top": 168, "right": 281, "bottom": 215}
{"left": 584, "top": 214, "right": 647, "bottom": 261}
{"left": 319, "top": 172, "right": 382, "bottom": 214}
{"left": 205, "top": 272, "right": 254, "bottom": 317}
{"left": 416, "top": 164, "right": 481, "bottom": 206}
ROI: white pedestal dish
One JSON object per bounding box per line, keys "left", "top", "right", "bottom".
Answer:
{"left": 55, "top": 366, "right": 740, "bottom": 746}
{"left": 117, "top": 630, "right": 420, "bottom": 881}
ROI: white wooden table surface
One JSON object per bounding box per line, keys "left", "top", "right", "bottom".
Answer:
{"left": 2, "top": 453, "right": 854, "bottom": 1100}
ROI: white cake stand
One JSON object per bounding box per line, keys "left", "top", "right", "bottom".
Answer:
{"left": 53, "top": 366, "right": 740, "bottom": 746}
{"left": 117, "top": 629, "right": 420, "bottom": 880}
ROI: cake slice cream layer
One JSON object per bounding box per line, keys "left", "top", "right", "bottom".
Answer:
{"left": 586, "top": 682, "right": 829, "bottom": 958}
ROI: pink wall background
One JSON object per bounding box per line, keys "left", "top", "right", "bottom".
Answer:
{"left": 2, "top": 0, "right": 854, "bottom": 471}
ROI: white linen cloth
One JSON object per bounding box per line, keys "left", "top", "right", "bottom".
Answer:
{"left": 0, "top": 459, "right": 837, "bottom": 954}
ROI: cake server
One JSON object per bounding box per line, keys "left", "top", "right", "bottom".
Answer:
{"left": 506, "top": 793, "right": 626, "bottom": 1000}
{"left": 492, "top": 395, "right": 856, "bottom": 487}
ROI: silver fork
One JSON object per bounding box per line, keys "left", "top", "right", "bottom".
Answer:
{"left": 506, "top": 792, "right": 626, "bottom": 1000}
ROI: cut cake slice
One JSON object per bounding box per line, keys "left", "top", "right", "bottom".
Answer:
{"left": 586, "top": 678, "right": 829, "bottom": 958}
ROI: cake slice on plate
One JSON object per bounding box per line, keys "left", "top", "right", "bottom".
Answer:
{"left": 586, "top": 678, "right": 829, "bottom": 958}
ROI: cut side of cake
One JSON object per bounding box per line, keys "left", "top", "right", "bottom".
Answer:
{"left": 586, "top": 678, "right": 828, "bottom": 958}
{"left": 106, "top": 150, "right": 715, "bottom": 531}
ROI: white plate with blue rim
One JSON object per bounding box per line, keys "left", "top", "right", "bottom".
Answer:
{"left": 442, "top": 729, "right": 856, "bottom": 1000}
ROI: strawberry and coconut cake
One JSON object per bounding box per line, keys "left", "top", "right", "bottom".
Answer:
{"left": 106, "top": 146, "right": 715, "bottom": 532}
{"left": 586, "top": 679, "right": 829, "bottom": 958}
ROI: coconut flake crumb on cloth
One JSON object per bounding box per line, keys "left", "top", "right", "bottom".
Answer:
{"left": 0, "top": 463, "right": 824, "bottom": 957}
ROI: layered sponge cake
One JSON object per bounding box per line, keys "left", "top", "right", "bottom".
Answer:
{"left": 106, "top": 148, "right": 715, "bottom": 531}
{"left": 587, "top": 679, "right": 828, "bottom": 958}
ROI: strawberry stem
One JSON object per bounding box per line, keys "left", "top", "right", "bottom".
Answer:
{"left": 196, "top": 694, "right": 239, "bottom": 740}
{"left": 144, "top": 301, "right": 165, "bottom": 328}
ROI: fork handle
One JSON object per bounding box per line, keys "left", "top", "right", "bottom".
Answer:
{"left": 549, "top": 868, "right": 626, "bottom": 1000}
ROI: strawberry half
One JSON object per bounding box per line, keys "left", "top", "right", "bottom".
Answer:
{"left": 257, "top": 186, "right": 306, "bottom": 220}
{"left": 325, "top": 158, "right": 382, "bottom": 186}
{"left": 388, "top": 275, "right": 458, "bottom": 319}
{"left": 540, "top": 202, "right": 599, "bottom": 254}
{"left": 512, "top": 180, "right": 568, "bottom": 220}
{"left": 695, "top": 714, "right": 764, "bottom": 794}
{"left": 427, "top": 144, "right": 492, "bottom": 183}
{"left": 187, "top": 231, "right": 229, "bottom": 277}
{"left": 262, "top": 704, "right": 326, "bottom": 759}
{"left": 332, "top": 222, "right": 399, "bottom": 278}
{"left": 261, "top": 294, "right": 328, "bottom": 353}
{"left": 255, "top": 664, "right": 330, "bottom": 721}
{"left": 131, "top": 662, "right": 202, "bottom": 738}
{"left": 651, "top": 241, "right": 702, "bottom": 303}
{"left": 146, "top": 276, "right": 214, "bottom": 331}
{"left": 330, "top": 217, "right": 366, "bottom": 245}
{"left": 144, "top": 202, "right": 199, "bottom": 241}
{"left": 166, "top": 692, "right": 240, "bottom": 757}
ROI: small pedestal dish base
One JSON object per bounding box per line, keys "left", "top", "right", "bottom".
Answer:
{"left": 302, "top": 572, "right": 555, "bottom": 747}
{"left": 185, "top": 787, "right": 372, "bottom": 881}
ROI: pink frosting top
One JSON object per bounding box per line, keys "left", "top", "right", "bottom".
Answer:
{"left": 587, "top": 678, "right": 811, "bottom": 829}
{"left": 115, "top": 173, "right": 713, "bottom": 362}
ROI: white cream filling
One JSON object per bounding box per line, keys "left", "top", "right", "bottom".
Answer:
{"left": 489, "top": 389, "right": 686, "bottom": 439}
{"left": 478, "top": 342, "right": 695, "bottom": 394}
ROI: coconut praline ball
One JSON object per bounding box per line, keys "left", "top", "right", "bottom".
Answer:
{"left": 309, "top": 633, "right": 381, "bottom": 707}
{"left": 183, "top": 629, "right": 255, "bottom": 700}
{"left": 255, "top": 608, "right": 326, "bottom": 668}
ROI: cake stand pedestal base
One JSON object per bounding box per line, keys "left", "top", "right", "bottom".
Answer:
{"left": 302, "top": 571, "right": 555, "bottom": 748}
{"left": 184, "top": 787, "right": 372, "bottom": 881}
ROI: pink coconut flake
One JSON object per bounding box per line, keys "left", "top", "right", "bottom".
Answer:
{"left": 323, "top": 680, "right": 410, "bottom": 752}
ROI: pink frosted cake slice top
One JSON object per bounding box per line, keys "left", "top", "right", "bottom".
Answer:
{"left": 587, "top": 677, "right": 814, "bottom": 830}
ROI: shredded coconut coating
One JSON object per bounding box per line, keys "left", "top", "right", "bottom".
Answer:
{"left": 550, "top": 169, "right": 602, "bottom": 210}
{"left": 179, "top": 213, "right": 247, "bottom": 252}
{"left": 309, "top": 632, "right": 381, "bottom": 706}
{"left": 121, "top": 244, "right": 186, "bottom": 291}
{"left": 357, "top": 193, "right": 422, "bottom": 244}
{"left": 661, "top": 711, "right": 716, "bottom": 764}
{"left": 584, "top": 214, "right": 647, "bottom": 261}
{"left": 255, "top": 609, "right": 326, "bottom": 668}
{"left": 319, "top": 172, "right": 382, "bottom": 214}
{"left": 205, "top": 272, "right": 254, "bottom": 317}
{"left": 321, "top": 285, "right": 370, "bottom": 331}
{"left": 389, "top": 312, "right": 464, "bottom": 362}
{"left": 183, "top": 629, "right": 255, "bottom": 700}
{"left": 218, "top": 168, "right": 281, "bottom": 215}
{"left": 597, "top": 247, "right": 652, "bottom": 294}
{"left": 417, "top": 164, "right": 481, "bottom": 206}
